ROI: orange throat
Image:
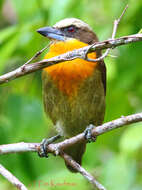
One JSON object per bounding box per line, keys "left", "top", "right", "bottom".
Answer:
{"left": 43, "top": 39, "right": 98, "bottom": 97}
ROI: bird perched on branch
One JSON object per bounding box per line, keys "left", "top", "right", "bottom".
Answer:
{"left": 37, "top": 18, "right": 106, "bottom": 172}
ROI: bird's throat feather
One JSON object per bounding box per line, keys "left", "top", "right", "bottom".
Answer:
{"left": 43, "top": 39, "right": 98, "bottom": 96}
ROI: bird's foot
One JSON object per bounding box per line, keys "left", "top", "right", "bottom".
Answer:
{"left": 38, "top": 134, "right": 61, "bottom": 158}
{"left": 84, "top": 124, "right": 97, "bottom": 143}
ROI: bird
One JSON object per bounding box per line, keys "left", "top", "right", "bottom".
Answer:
{"left": 37, "top": 18, "right": 106, "bottom": 172}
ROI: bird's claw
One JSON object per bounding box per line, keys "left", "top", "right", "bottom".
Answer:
{"left": 84, "top": 124, "right": 97, "bottom": 143}
{"left": 38, "top": 134, "right": 61, "bottom": 158}
{"left": 38, "top": 138, "right": 49, "bottom": 158}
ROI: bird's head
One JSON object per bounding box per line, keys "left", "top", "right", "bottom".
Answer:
{"left": 37, "top": 18, "right": 98, "bottom": 45}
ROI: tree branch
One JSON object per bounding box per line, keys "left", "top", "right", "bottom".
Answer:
{"left": 86, "top": 4, "right": 128, "bottom": 62}
{"left": 22, "top": 42, "right": 51, "bottom": 66}
{"left": 0, "top": 113, "right": 142, "bottom": 190}
{"left": 46, "top": 112, "right": 142, "bottom": 154}
{"left": 60, "top": 152, "right": 106, "bottom": 190}
{"left": 0, "top": 33, "right": 142, "bottom": 85}
{"left": 0, "top": 164, "right": 28, "bottom": 190}
{"left": 1, "top": 113, "right": 141, "bottom": 155}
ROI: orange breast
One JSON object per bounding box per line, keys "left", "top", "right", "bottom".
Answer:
{"left": 43, "top": 39, "right": 98, "bottom": 97}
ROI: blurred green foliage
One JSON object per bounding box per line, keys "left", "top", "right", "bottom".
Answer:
{"left": 0, "top": 0, "right": 142, "bottom": 189}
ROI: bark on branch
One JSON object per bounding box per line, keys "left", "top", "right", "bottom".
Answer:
{"left": 0, "top": 112, "right": 142, "bottom": 190}
{"left": 0, "top": 164, "right": 27, "bottom": 190}
{"left": 0, "top": 33, "right": 142, "bottom": 85}
{"left": 0, "top": 113, "right": 141, "bottom": 155}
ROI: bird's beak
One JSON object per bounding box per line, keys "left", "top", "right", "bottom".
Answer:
{"left": 37, "top": 26, "right": 65, "bottom": 41}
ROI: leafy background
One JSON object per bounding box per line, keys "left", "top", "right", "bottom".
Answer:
{"left": 0, "top": 0, "right": 142, "bottom": 189}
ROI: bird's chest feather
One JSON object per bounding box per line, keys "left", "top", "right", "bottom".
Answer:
{"left": 43, "top": 39, "right": 97, "bottom": 97}
{"left": 42, "top": 39, "right": 105, "bottom": 136}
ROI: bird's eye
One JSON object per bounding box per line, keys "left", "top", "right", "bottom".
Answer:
{"left": 67, "top": 26, "right": 75, "bottom": 32}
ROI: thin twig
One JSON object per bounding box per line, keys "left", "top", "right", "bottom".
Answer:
{"left": 0, "top": 33, "right": 142, "bottom": 85}
{"left": 86, "top": 4, "right": 128, "bottom": 62}
{"left": 112, "top": 4, "right": 128, "bottom": 38}
{"left": 85, "top": 48, "right": 110, "bottom": 62}
{"left": 23, "top": 43, "right": 51, "bottom": 66}
{"left": 61, "top": 152, "right": 106, "bottom": 190}
{"left": 0, "top": 164, "right": 28, "bottom": 190}
{"left": 20, "top": 43, "right": 51, "bottom": 73}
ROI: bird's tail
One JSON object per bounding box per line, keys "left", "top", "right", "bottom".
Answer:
{"left": 64, "top": 142, "right": 86, "bottom": 172}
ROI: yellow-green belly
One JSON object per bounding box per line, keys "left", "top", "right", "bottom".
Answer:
{"left": 42, "top": 67, "right": 105, "bottom": 137}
